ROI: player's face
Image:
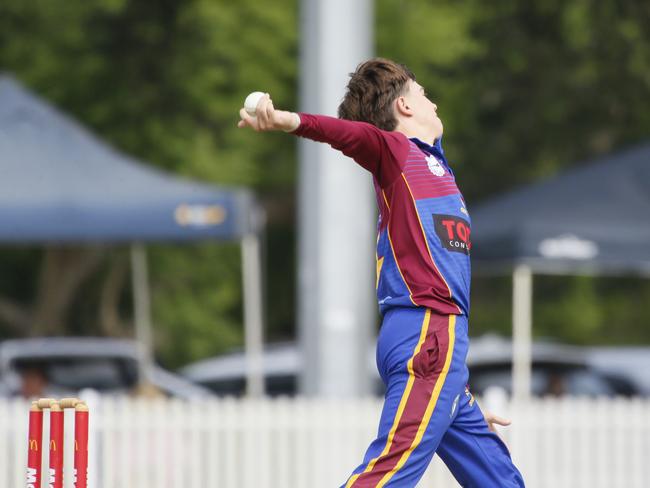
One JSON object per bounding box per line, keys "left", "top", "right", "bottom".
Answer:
{"left": 404, "top": 80, "right": 444, "bottom": 140}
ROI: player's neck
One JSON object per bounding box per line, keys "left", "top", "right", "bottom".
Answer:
{"left": 395, "top": 122, "right": 436, "bottom": 146}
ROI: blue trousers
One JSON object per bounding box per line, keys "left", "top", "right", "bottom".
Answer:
{"left": 342, "top": 308, "right": 525, "bottom": 487}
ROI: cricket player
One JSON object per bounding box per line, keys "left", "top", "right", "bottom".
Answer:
{"left": 238, "top": 58, "right": 525, "bottom": 487}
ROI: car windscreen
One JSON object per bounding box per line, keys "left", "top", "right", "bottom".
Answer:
{"left": 468, "top": 364, "right": 617, "bottom": 397}
{"left": 199, "top": 374, "right": 297, "bottom": 397}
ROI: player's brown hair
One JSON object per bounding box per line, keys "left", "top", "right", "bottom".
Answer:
{"left": 338, "top": 58, "right": 415, "bottom": 131}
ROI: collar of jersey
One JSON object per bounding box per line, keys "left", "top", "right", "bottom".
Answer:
{"left": 409, "top": 137, "right": 446, "bottom": 160}
{"left": 409, "top": 136, "right": 454, "bottom": 176}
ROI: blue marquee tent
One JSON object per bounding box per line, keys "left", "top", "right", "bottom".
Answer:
{"left": 0, "top": 76, "right": 260, "bottom": 242}
{"left": 470, "top": 143, "right": 650, "bottom": 401}
{"left": 471, "top": 143, "right": 650, "bottom": 275}
{"left": 0, "top": 75, "right": 265, "bottom": 395}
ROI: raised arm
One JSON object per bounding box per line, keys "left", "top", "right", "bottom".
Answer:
{"left": 238, "top": 93, "right": 408, "bottom": 186}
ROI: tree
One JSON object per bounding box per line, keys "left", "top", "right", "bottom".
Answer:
{"left": 0, "top": 0, "right": 649, "bottom": 368}
{"left": 0, "top": 0, "right": 298, "bottom": 367}
{"left": 377, "top": 0, "right": 650, "bottom": 343}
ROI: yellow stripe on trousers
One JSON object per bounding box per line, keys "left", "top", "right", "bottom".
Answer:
{"left": 376, "top": 314, "right": 456, "bottom": 487}
{"left": 345, "top": 309, "right": 433, "bottom": 488}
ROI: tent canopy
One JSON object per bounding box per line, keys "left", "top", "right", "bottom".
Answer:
{"left": 470, "top": 143, "right": 650, "bottom": 275}
{"left": 470, "top": 142, "right": 650, "bottom": 400}
{"left": 0, "top": 75, "right": 258, "bottom": 243}
{"left": 0, "top": 74, "right": 266, "bottom": 396}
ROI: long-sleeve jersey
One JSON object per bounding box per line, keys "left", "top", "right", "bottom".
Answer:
{"left": 294, "top": 114, "right": 471, "bottom": 317}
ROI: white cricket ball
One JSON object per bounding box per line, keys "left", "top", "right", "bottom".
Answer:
{"left": 244, "top": 91, "right": 265, "bottom": 116}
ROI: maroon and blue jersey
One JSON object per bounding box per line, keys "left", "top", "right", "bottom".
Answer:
{"left": 294, "top": 114, "right": 525, "bottom": 487}
{"left": 294, "top": 114, "right": 471, "bottom": 317}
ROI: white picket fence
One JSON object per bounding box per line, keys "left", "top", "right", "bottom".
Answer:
{"left": 2, "top": 395, "right": 649, "bottom": 488}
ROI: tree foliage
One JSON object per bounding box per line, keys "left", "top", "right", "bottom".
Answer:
{"left": 0, "top": 0, "right": 649, "bottom": 369}
{"left": 377, "top": 0, "right": 650, "bottom": 344}
{"left": 0, "top": 0, "right": 298, "bottom": 367}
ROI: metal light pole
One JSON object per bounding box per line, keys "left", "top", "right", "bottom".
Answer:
{"left": 512, "top": 264, "right": 533, "bottom": 402}
{"left": 298, "top": 0, "right": 375, "bottom": 397}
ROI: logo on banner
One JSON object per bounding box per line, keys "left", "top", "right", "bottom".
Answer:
{"left": 434, "top": 215, "right": 471, "bottom": 254}
{"left": 174, "top": 204, "right": 226, "bottom": 227}
{"left": 538, "top": 234, "right": 598, "bottom": 260}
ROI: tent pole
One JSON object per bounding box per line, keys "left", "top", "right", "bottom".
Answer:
{"left": 130, "top": 243, "right": 154, "bottom": 388}
{"left": 241, "top": 233, "right": 265, "bottom": 397}
{"left": 512, "top": 264, "right": 533, "bottom": 402}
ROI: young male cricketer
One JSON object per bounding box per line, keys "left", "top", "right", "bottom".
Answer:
{"left": 238, "top": 58, "right": 525, "bottom": 487}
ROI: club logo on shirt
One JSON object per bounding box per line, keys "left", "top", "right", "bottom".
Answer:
{"left": 465, "top": 385, "right": 476, "bottom": 406}
{"left": 434, "top": 214, "right": 471, "bottom": 254}
{"left": 425, "top": 155, "right": 446, "bottom": 177}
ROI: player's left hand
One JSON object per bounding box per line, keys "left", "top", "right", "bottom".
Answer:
{"left": 483, "top": 411, "right": 511, "bottom": 433}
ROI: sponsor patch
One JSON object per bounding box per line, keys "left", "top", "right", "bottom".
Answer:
{"left": 434, "top": 214, "right": 471, "bottom": 254}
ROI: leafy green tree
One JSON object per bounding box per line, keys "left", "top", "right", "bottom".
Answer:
{"left": 0, "top": 0, "right": 298, "bottom": 367}
{"left": 0, "top": 0, "right": 649, "bottom": 371}
{"left": 377, "top": 0, "right": 650, "bottom": 344}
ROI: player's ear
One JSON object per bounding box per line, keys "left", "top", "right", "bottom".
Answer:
{"left": 394, "top": 95, "right": 412, "bottom": 117}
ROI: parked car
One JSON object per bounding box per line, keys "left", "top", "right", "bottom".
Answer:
{"left": 180, "top": 336, "right": 643, "bottom": 398}
{"left": 179, "top": 342, "right": 376, "bottom": 396}
{"left": 466, "top": 335, "right": 640, "bottom": 397}
{"left": 0, "top": 337, "right": 212, "bottom": 399}
{"left": 584, "top": 346, "right": 650, "bottom": 396}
